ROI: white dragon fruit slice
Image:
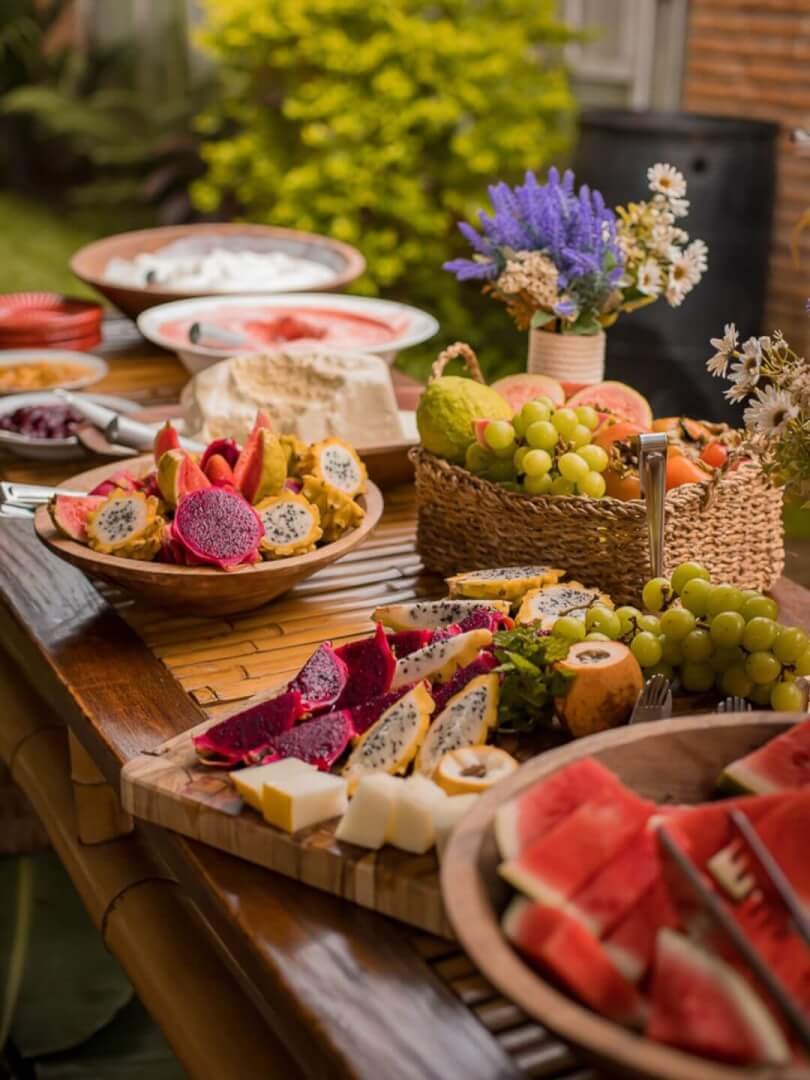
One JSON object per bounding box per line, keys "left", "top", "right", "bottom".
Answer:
{"left": 255, "top": 491, "right": 322, "bottom": 558}
{"left": 390, "top": 629, "right": 493, "bottom": 690}
{"left": 341, "top": 683, "right": 434, "bottom": 793}
{"left": 415, "top": 674, "right": 499, "bottom": 777}
{"left": 446, "top": 566, "right": 564, "bottom": 601}
{"left": 304, "top": 437, "right": 367, "bottom": 497}
{"left": 85, "top": 490, "right": 159, "bottom": 554}
{"left": 372, "top": 598, "right": 512, "bottom": 631}
{"left": 515, "top": 582, "right": 612, "bottom": 629}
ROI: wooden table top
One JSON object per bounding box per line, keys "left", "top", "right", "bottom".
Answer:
{"left": 1, "top": 320, "right": 807, "bottom": 1080}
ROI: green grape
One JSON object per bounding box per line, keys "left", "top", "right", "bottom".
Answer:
{"left": 681, "top": 577, "right": 714, "bottom": 616}
{"left": 523, "top": 449, "right": 552, "bottom": 478}
{"left": 660, "top": 607, "right": 696, "bottom": 641}
{"left": 553, "top": 615, "right": 586, "bottom": 641}
{"left": 661, "top": 637, "right": 684, "bottom": 666}
{"left": 513, "top": 446, "right": 529, "bottom": 473}
{"left": 584, "top": 631, "right": 610, "bottom": 641}
{"left": 521, "top": 400, "right": 551, "bottom": 426}
{"left": 671, "top": 562, "right": 711, "bottom": 595}
{"left": 749, "top": 681, "right": 775, "bottom": 706}
{"left": 482, "top": 458, "right": 516, "bottom": 482}
{"left": 535, "top": 396, "right": 555, "bottom": 409}
{"left": 795, "top": 646, "right": 810, "bottom": 677}
{"left": 550, "top": 475, "right": 575, "bottom": 496}
{"left": 745, "top": 651, "right": 783, "bottom": 685}
{"left": 577, "top": 471, "right": 606, "bottom": 498}
{"left": 636, "top": 614, "right": 662, "bottom": 635}
{"left": 706, "top": 584, "right": 744, "bottom": 617}
{"left": 710, "top": 645, "right": 745, "bottom": 674}
{"left": 585, "top": 605, "right": 622, "bottom": 639}
{"left": 630, "top": 632, "right": 663, "bottom": 667}
{"left": 709, "top": 611, "right": 745, "bottom": 648}
{"left": 574, "top": 405, "right": 599, "bottom": 430}
{"left": 741, "top": 594, "right": 778, "bottom": 622}
{"left": 645, "top": 662, "right": 674, "bottom": 680}
{"left": 465, "top": 443, "right": 492, "bottom": 473}
{"left": 720, "top": 664, "right": 754, "bottom": 699}
{"left": 738, "top": 589, "right": 760, "bottom": 603}
{"left": 512, "top": 411, "right": 529, "bottom": 439}
{"left": 680, "top": 661, "right": 715, "bottom": 693}
{"left": 773, "top": 626, "right": 809, "bottom": 665}
{"left": 770, "top": 680, "right": 807, "bottom": 712}
{"left": 558, "top": 452, "right": 589, "bottom": 483}
{"left": 551, "top": 407, "right": 578, "bottom": 438}
{"left": 484, "top": 420, "right": 517, "bottom": 453}
{"left": 742, "top": 617, "right": 779, "bottom": 653}
{"left": 642, "top": 577, "right": 674, "bottom": 613}
{"left": 525, "top": 420, "right": 558, "bottom": 451}
{"left": 523, "top": 473, "right": 553, "bottom": 495}
{"left": 616, "top": 606, "right": 642, "bottom": 636}
{"left": 578, "top": 444, "right": 608, "bottom": 472}
{"left": 682, "top": 628, "right": 713, "bottom": 662}
{"left": 570, "top": 424, "right": 592, "bottom": 449}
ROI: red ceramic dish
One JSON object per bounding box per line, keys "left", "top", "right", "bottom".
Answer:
{"left": 0, "top": 293, "right": 102, "bottom": 346}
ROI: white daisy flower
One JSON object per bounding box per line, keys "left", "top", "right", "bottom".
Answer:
{"left": 743, "top": 385, "right": 799, "bottom": 435}
{"left": 637, "top": 258, "right": 663, "bottom": 297}
{"left": 669, "top": 196, "right": 690, "bottom": 219}
{"left": 707, "top": 323, "right": 738, "bottom": 378}
{"left": 725, "top": 380, "right": 753, "bottom": 404}
{"left": 686, "top": 239, "right": 708, "bottom": 275}
{"left": 650, "top": 223, "right": 675, "bottom": 257}
{"left": 648, "top": 163, "right": 687, "bottom": 199}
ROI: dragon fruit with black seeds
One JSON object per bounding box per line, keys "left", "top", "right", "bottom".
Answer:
{"left": 431, "top": 652, "right": 499, "bottom": 712}
{"left": 335, "top": 624, "right": 397, "bottom": 708}
{"left": 193, "top": 689, "right": 303, "bottom": 766}
{"left": 288, "top": 642, "right": 349, "bottom": 713}
{"left": 434, "top": 606, "right": 513, "bottom": 641}
{"left": 257, "top": 709, "right": 355, "bottom": 770}
{"left": 345, "top": 685, "right": 413, "bottom": 737}
{"left": 170, "top": 487, "right": 263, "bottom": 569}
{"left": 386, "top": 630, "right": 433, "bottom": 658}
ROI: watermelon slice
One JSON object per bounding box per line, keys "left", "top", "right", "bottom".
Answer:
{"left": 660, "top": 794, "right": 783, "bottom": 869}
{"left": 499, "top": 786, "right": 653, "bottom": 907}
{"left": 566, "top": 381, "right": 653, "bottom": 429}
{"left": 647, "top": 929, "right": 790, "bottom": 1066}
{"left": 565, "top": 827, "right": 662, "bottom": 938}
{"left": 604, "top": 878, "right": 681, "bottom": 983}
{"left": 495, "top": 758, "right": 626, "bottom": 860}
{"left": 720, "top": 718, "right": 810, "bottom": 795}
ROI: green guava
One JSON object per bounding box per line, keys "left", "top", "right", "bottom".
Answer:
{"left": 417, "top": 376, "right": 512, "bottom": 463}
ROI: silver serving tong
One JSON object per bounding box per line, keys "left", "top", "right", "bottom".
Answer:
{"left": 55, "top": 389, "right": 204, "bottom": 454}
{"left": 637, "top": 432, "right": 668, "bottom": 579}
{"left": 0, "top": 481, "right": 84, "bottom": 510}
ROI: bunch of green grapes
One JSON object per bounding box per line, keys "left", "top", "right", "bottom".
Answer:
{"left": 550, "top": 562, "right": 810, "bottom": 712}
{"left": 465, "top": 398, "right": 609, "bottom": 498}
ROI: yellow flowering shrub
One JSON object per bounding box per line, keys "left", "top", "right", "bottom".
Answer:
{"left": 192, "top": 0, "right": 576, "bottom": 379}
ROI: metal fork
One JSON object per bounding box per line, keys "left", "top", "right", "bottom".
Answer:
{"left": 716, "top": 696, "right": 752, "bottom": 714}
{"left": 629, "top": 673, "right": 673, "bottom": 725}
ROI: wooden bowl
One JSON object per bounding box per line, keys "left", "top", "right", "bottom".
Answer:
{"left": 442, "top": 713, "right": 809, "bottom": 1080}
{"left": 70, "top": 223, "right": 366, "bottom": 319}
{"left": 34, "top": 455, "right": 383, "bottom": 616}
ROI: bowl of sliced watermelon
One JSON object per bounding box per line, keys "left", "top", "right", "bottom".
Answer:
{"left": 441, "top": 711, "right": 810, "bottom": 1080}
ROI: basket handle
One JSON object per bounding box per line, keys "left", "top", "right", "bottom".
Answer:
{"left": 430, "top": 342, "right": 485, "bottom": 385}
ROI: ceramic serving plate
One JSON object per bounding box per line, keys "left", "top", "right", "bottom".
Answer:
{"left": 0, "top": 349, "right": 107, "bottom": 393}
{"left": 137, "top": 293, "right": 439, "bottom": 372}
{"left": 441, "top": 712, "right": 805, "bottom": 1080}
{"left": 0, "top": 392, "right": 139, "bottom": 461}
{"left": 34, "top": 455, "right": 383, "bottom": 616}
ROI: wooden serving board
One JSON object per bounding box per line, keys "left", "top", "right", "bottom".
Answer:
{"left": 120, "top": 719, "right": 453, "bottom": 939}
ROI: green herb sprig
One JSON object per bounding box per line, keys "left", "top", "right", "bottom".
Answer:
{"left": 493, "top": 626, "right": 572, "bottom": 732}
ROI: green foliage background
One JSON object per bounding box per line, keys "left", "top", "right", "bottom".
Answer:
{"left": 191, "top": 0, "right": 577, "bottom": 380}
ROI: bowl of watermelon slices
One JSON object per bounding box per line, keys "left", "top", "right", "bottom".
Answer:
{"left": 442, "top": 711, "right": 810, "bottom": 1080}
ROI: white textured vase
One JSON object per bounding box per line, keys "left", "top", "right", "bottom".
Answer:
{"left": 528, "top": 329, "right": 606, "bottom": 386}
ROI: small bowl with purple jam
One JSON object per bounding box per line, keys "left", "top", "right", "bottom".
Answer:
{"left": 0, "top": 392, "right": 140, "bottom": 460}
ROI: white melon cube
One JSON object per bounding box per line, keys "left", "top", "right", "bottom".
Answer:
{"left": 434, "top": 794, "right": 479, "bottom": 860}
{"left": 387, "top": 775, "right": 447, "bottom": 854}
{"left": 261, "top": 770, "right": 348, "bottom": 833}
{"left": 230, "top": 758, "right": 314, "bottom": 812}
{"left": 335, "top": 773, "right": 400, "bottom": 849}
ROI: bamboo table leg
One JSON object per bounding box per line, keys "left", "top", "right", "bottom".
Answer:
{"left": 68, "top": 729, "right": 133, "bottom": 843}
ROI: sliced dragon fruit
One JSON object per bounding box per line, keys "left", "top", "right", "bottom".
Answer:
{"left": 431, "top": 652, "right": 500, "bottom": 713}
{"left": 435, "top": 606, "right": 513, "bottom": 640}
{"left": 171, "top": 486, "right": 263, "bottom": 569}
{"left": 257, "top": 709, "right": 354, "bottom": 771}
{"left": 346, "top": 685, "right": 413, "bottom": 737}
{"left": 386, "top": 630, "right": 433, "bottom": 658}
{"left": 335, "top": 624, "right": 397, "bottom": 709}
{"left": 200, "top": 437, "right": 240, "bottom": 471}
{"left": 89, "top": 469, "right": 140, "bottom": 497}
{"left": 193, "top": 689, "right": 303, "bottom": 765}
{"left": 288, "top": 641, "right": 349, "bottom": 713}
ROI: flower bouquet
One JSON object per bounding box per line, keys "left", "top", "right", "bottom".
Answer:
{"left": 445, "top": 163, "right": 707, "bottom": 385}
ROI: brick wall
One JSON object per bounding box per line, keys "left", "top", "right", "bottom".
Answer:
{"left": 683, "top": 0, "right": 810, "bottom": 353}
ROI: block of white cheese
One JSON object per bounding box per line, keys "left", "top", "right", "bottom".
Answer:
{"left": 387, "top": 775, "right": 447, "bottom": 855}
{"left": 230, "top": 758, "right": 314, "bottom": 812}
{"left": 182, "top": 346, "right": 406, "bottom": 449}
{"left": 335, "top": 773, "right": 400, "bottom": 850}
{"left": 261, "top": 770, "right": 348, "bottom": 833}
{"left": 434, "top": 794, "right": 480, "bottom": 860}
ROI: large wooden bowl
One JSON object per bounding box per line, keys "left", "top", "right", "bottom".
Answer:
{"left": 70, "top": 223, "right": 366, "bottom": 318}
{"left": 442, "top": 713, "right": 809, "bottom": 1080}
{"left": 34, "top": 455, "right": 383, "bottom": 616}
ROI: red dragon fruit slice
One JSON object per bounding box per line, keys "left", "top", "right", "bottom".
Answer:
{"left": 193, "top": 689, "right": 303, "bottom": 765}
{"left": 387, "top": 630, "right": 433, "bottom": 658}
{"left": 434, "top": 606, "right": 513, "bottom": 640}
{"left": 346, "top": 685, "right": 413, "bottom": 737}
{"left": 288, "top": 642, "right": 349, "bottom": 713}
{"left": 171, "top": 486, "right": 263, "bottom": 569}
{"left": 200, "top": 437, "right": 241, "bottom": 471}
{"left": 431, "top": 651, "right": 499, "bottom": 712}
{"left": 257, "top": 709, "right": 354, "bottom": 771}
{"left": 335, "top": 623, "right": 397, "bottom": 709}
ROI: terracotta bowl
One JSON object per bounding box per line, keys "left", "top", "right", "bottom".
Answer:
{"left": 34, "top": 455, "right": 383, "bottom": 616}
{"left": 441, "top": 712, "right": 807, "bottom": 1080}
{"left": 70, "top": 223, "right": 366, "bottom": 319}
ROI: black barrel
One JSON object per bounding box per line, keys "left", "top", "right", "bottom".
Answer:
{"left": 573, "top": 110, "right": 778, "bottom": 422}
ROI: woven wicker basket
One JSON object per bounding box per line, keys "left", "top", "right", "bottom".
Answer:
{"left": 412, "top": 345, "right": 785, "bottom": 605}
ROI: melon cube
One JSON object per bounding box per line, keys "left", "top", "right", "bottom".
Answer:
{"left": 230, "top": 758, "right": 314, "bottom": 812}
{"left": 387, "top": 776, "right": 446, "bottom": 854}
{"left": 261, "top": 770, "right": 347, "bottom": 833}
{"left": 434, "top": 793, "right": 479, "bottom": 860}
{"left": 335, "top": 774, "right": 400, "bottom": 850}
